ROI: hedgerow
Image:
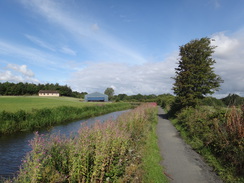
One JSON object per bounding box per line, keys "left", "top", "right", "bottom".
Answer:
{"left": 175, "top": 106, "right": 244, "bottom": 182}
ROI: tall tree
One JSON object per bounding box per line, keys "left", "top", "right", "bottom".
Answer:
{"left": 172, "top": 37, "right": 223, "bottom": 107}
{"left": 104, "top": 87, "right": 114, "bottom": 101}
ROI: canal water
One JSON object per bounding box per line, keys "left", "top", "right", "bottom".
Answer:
{"left": 0, "top": 110, "right": 129, "bottom": 178}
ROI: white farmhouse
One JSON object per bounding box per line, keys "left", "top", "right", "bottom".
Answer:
{"left": 38, "top": 90, "right": 60, "bottom": 97}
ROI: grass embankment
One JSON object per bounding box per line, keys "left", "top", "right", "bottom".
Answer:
{"left": 5, "top": 103, "right": 167, "bottom": 183}
{"left": 169, "top": 106, "right": 243, "bottom": 183}
{"left": 0, "top": 96, "right": 132, "bottom": 135}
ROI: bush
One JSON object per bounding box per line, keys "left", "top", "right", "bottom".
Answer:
{"left": 157, "top": 94, "right": 175, "bottom": 112}
{"left": 200, "top": 97, "right": 225, "bottom": 107}
{"left": 175, "top": 106, "right": 244, "bottom": 182}
{"left": 221, "top": 93, "right": 244, "bottom": 106}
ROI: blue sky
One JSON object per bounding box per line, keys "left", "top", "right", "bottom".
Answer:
{"left": 0, "top": 0, "right": 244, "bottom": 97}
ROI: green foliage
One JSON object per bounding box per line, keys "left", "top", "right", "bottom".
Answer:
{"left": 221, "top": 93, "right": 244, "bottom": 106}
{"left": 172, "top": 37, "right": 223, "bottom": 108}
{"left": 115, "top": 93, "right": 127, "bottom": 102}
{"left": 0, "top": 82, "right": 86, "bottom": 97}
{"left": 157, "top": 93, "right": 175, "bottom": 111}
{"left": 114, "top": 93, "right": 158, "bottom": 102}
{"left": 104, "top": 87, "right": 114, "bottom": 101}
{"left": 71, "top": 91, "right": 87, "bottom": 98}
{"left": 0, "top": 103, "right": 132, "bottom": 135}
{"left": 174, "top": 106, "right": 244, "bottom": 182}
{"left": 200, "top": 96, "right": 225, "bottom": 107}
{"left": 6, "top": 103, "right": 167, "bottom": 183}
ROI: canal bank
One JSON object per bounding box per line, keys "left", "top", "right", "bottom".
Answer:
{"left": 0, "top": 110, "right": 129, "bottom": 178}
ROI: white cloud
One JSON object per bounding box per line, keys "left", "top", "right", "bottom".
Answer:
{"left": 26, "top": 34, "right": 76, "bottom": 56}
{"left": 60, "top": 46, "right": 76, "bottom": 56}
{"left": 211, "top": 30, "right": 244, "bottom": 97}
{"left": 25, "top": 34, "right": 55, "bottom": 51}
{"left": 212, "top": 32, "right": 240, "bottom": 59}
{"left": 0, "top": 70, "right": 21, "bottom": 82}
{"left": 7, "top": 64, "right": 34, "bottom": 77}
{"left": 0, "top": 64, "right": 39, "bottom": 83}
{"left": 0, "top": 40, "right": 72, "bottom": 71}
{"left": 68, "top": 30, "right": 244, "bottom": 97}
{"left": 20, "top": 0, "right": 147, "bottom": 64}
{"left": 68, "top": 53, "right": 178, "bottom": 95}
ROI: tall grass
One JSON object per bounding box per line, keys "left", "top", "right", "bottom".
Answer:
{"left": 0, "top": 103, "right": 132, "bottom": 135}
{"left": 173, "top": 105, "right": 244, "bottom": 183}
{"left": 5, "top": 103, "right": 167, "bottom": 183}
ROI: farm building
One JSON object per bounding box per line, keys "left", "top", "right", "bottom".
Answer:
{"left": 85, "top": 92, "right": 108, "bottom": 102}
{"left": 38, "top": 90, "right": 60, "bottom": 97}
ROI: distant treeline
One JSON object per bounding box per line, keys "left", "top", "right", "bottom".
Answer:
{"left": 0, "top": 82, "right": 87, "bottom": 98}
{"left": 158, "top": 93, "right": 244, "bottom": 109}
{"left": 113, "top": 93, "right": 159, "bottom": 102}
{"left": 1, "top": 82, "right": 243, "bottom": 105}
{"left": 114, "top": 93, "right": 244, "bottom": 106}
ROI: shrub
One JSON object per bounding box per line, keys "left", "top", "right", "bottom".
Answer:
{"left": 175, "top": 106, "right": 244, "bottom": 182}
{"left": 221, "top": 93, "right": 244, "bottom": 106}
{"left": 200, "top": 97, "right": 225, "bottom": 107}
{"left": 157, "top": 94, "right": 175, "bottom": 112}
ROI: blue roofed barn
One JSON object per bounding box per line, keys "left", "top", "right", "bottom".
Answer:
{"left": 84, "top": 92, "right": 108, "bottom": 102}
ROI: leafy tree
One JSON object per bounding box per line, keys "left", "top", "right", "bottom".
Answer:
{"left": 116, "top": 94, "right": 128, "bottom": 101}
{"left": 0, "top": 82, "right": 6, "bottom": 95}
{"left": 58, "top": 85, "right": 72, "bottom": 96}
{"left": 0, "top": 82, "right": 87, "bottom": 97}
{"left": 221, "top": 93, "right": 244, "bottom": 106}
{"left": 172, "top": 37, "right": 223, "bottom": 108}
{"left": 131, "top": 94, "right": 144, "bottom": 101}
{"left": 72, "top": 91, "right": 87, "bottom": 98}
{"left": 104, "top": 87, "right": 114, "bottom": 101}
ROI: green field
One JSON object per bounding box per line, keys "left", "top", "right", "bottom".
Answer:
{"left": 0, "top": 96, "right": 93, "bottom": 112}
{"left": 0, "top": 96, "right": 132, "bottom": 134}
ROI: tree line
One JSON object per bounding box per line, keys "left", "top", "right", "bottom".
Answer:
{"left": 103, "top": 87, "right": 158, "bottom": 102}
{"left": 0, "top": 82, "right": 87, "bottom": 98}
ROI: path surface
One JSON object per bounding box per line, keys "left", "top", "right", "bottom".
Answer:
{"left": 157, "top": 107, "right": 223, "bottom": 183}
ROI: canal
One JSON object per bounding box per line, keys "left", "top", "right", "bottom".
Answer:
{"left": 0, "top": 110, "right": 129, "bottom": 178}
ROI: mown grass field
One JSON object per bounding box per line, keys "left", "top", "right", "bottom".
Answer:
{"left": 0, "top": 96, "right": 94, "bottom": 112}
{"left": 0, "top": 96, "right": 133, "bottom": 134}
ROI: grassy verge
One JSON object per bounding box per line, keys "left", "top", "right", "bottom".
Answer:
{"left": 141, "top": 106, "right": 168, "bottom": 183}
{"left": 4, "top": 103, "right": 167, "bottom": 183}
{"left": 169, "top": 106, "right": 244, "bottom": 183}
{"left": 0, "top": 102, "right": 132, "bottom": 135}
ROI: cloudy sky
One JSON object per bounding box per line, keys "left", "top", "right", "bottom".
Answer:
{"left": 0, "top": 0, "right": 243, "bottom": 97}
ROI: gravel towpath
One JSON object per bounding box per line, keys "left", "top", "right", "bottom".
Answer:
{"left": 157, "top": 107, "right": 223, "bottom": 183}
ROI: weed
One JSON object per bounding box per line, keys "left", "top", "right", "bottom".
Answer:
{"left": 6, "top": 103, "right": 167, "bottom": 183}
{"left": 171, "top": 105, "right": 244, "bottom": 182}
